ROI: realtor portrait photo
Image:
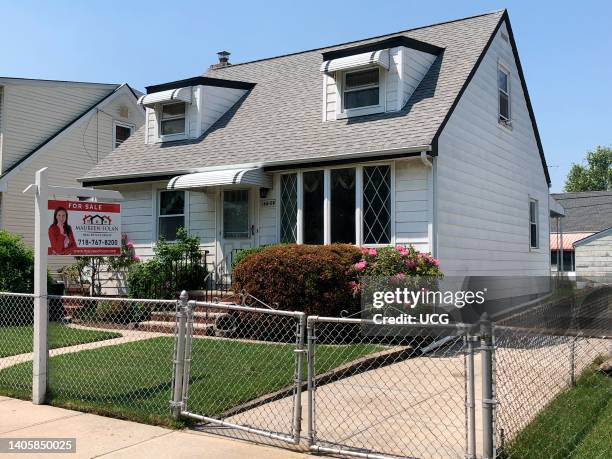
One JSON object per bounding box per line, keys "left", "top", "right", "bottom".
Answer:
{"left": 48, "top": 206, "right": 77, "bottom": 255}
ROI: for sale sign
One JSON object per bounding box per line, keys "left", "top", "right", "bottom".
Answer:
{"left": 48, "top": 200, "right": 121, "bottom": 256}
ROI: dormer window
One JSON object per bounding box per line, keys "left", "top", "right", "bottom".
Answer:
{"left": 343, "top": 68, "right": 380, "bottom": 110}
{"left": 160, "top": 102, "right": 186, "bottom": 136}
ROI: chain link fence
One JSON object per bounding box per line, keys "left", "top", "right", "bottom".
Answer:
{"left": 1, "top": 288, "right": 610, "bottom": 458}
{"left": 493, "top": 327, "right": 611, "bottom": 458}
{"left": 307, "top": 317, "right": 472, "bottom": 459}
{"left": 0, "top": 292, "right": 35, "bottom": 398}
{"left": 176, "top": 299, "right": 306, "bottom": 446}
{"left": 1, "top": 292, "right": 179, "bottom": 425}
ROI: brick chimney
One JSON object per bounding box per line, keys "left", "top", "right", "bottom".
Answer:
{"left": 210, "top": 51, "right": 231, "bottom": 69}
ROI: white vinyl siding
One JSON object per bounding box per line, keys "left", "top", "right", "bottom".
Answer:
{"left": 0, "top": 82, "right": 115, "bottom": 172}
{"left": 258, "top": 185, "right": 277, "bottom": 246}
{"left": 0, "top": 88, "right": 144, "bottom": 270}
{"left": 575, "top": 232, "right": 612, "bottom": 279}
{"left": 395, "top": 158, "right": 431, "bottom": 253}
{"left": 436, "top": 22, "right": 550, "bottom": 277}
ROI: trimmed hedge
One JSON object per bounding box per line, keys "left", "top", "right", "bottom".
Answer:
{"left": 232, "top": 244, "right": 362, "bottom": 316}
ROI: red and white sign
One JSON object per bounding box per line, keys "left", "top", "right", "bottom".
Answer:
{"left": 48, "top": 200, "right": 121, "bottom": 256}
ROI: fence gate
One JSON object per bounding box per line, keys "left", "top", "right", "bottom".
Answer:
{"left": 306, "top": 316, "right": 474, "bottom": 459}
{"left": 172, "top": 294, "right": 306, "bottom": 445}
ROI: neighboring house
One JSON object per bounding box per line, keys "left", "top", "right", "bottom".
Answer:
{"left": 81, "top": 10, "right": 551, "bottom": 281}
{"left": 573, "top": 227, "right": 612, "bottom": 281}
{"left": 550, "top": 191, "right": 612, "bottom": 277}
{"left": 0, "top": 77, "right": 144, "bottom": 269}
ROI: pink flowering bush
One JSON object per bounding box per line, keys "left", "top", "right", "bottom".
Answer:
{"left": 351, "top": 245, "right": 443, "bottom": 294}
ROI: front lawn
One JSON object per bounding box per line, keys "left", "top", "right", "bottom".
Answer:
{"left": 0, "top": 336, "right": 384, "bottom": 427}
{"left": 502, "top": 360, "right": 612, "bottom": 458}
{"left": 0, "top": 323, "right": 121, "bottom": 358}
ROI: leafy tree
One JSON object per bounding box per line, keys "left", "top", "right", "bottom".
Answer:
{"left": 564, "top": 146, "right": 612, "bottom": 192}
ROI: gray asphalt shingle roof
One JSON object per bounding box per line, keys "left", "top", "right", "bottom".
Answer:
{"left": 551, "top": 191, "right": 612, "bottom": 232}
{"left": 84, "top": 10, "right": 506, "bottom": 182}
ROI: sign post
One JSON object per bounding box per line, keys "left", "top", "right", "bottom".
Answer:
{"left": 24, "top": 168, "right": 123, "bottom": 405}
{"left": 32, "top": 168, "right": 48, "bottom": 405}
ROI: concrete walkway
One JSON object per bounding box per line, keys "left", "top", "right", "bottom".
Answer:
{"left": 0, "top": 397, "right": 314, "bottom": 459}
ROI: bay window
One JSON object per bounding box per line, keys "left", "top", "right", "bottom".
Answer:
{"left": 331, "top": 168, "right": 356, "bottom": 244}
{"left": 363, "top": 166, "right": 391, "bottom": 244}
{"left": 279, "top": 164, "right": 392, "bottom": 246}
{"left": 303, "top": 170, "right": 324, "bottom": 244}
{"left": 279, "top": 174, "right": 298, "bottom": 243}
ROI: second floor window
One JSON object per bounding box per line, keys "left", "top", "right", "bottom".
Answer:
{"left": 343, "top": 68, "right": 380, "bottom": 110}
{"left": 114, "top": 123, "right": 133, "bottom": 149}
{"left": 498, "top": 65, "right": 511, "bottom": 124}
{"left": 160, "top": 103, "right": 186, "bottom": 136}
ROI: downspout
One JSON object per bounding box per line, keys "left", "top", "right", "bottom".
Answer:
{"left": 420, "top": 152, "right": 437, "bottom": 259}
{"left": 420, "top": 151, "right": 432, "bottom": 168}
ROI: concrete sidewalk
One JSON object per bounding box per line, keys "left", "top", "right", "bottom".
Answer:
{"left": 0, "top": 397, "right": 312, "bottom": 459}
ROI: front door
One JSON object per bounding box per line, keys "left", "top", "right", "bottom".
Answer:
{"left": 219, "top": 189, "right": 254, "bottom": 274}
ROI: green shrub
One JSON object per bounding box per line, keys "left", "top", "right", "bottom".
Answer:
{"left": 231, "top": 245, "right": 269, "bottom": 270}
{"left": 127, "top": 228, "right": 207, "bottom": 299}
{"left": 0, "top": 230, "right": 35, "bottom": 293}
{"left": 0, "top": 230, "right": 53, "bottom": 326}
{"left": 95, "top": 300, "right": 151, "bottom": 324}
{"left": 232, "top": 244, "right": 362, "bottom": 316}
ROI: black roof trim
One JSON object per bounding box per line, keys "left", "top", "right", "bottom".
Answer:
{"left": 82, "top": 174, "right": 178, "bottom": 187}
{"left": 322, "top": 36, "right": 443, "bottom": 61}
{"left": 263, "top": 151, "right": 433, "bottom": 172}
{"left": 504, "top": 13, "right": 550, "bottom": 187}
{"left": 0, "top": 85, "right": 133, "bottom": 182}
{"left": 146, "top": 76, "right": 256, "bottom": 94}
{"left": 430, "top": 10, "right": 551, "bottom": 186}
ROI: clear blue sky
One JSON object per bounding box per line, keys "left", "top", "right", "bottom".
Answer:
{"left": 1, "top": 1, "right": 610, "bottom": 191}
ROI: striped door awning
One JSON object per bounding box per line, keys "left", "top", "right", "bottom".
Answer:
{"left": 167, "top": 167, "right": 272, "bottom": 190}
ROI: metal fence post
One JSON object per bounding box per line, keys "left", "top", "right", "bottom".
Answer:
{"left": 33, "top": 168, "right": 49, "bottom": 405}
{"left": 465, "top": 333, "right": 478, "bottom": 459}
{"left": 181, "top": 299, "right": 194, "bottom": 411}
{"left": 570, "top": 335, "right": 577, "bottom": 386}
{"left": 481, "top": 317, "right": 495, "bottom": 459}
{"left": 171, "top": 290, "right": 189, "bottom": 418}
{"left": 291, "top": 313, "right": 306, "bottom": 443}
{"left": 306, "top": 316, "right": 318, "bottom": 446}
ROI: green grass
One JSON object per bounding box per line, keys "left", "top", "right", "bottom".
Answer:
{"left": 0, "top": 323, "right": 121, "bottom": 358}
{"left": 0, "top": 336, "right": 384, "bottom": 427}
{"left": 502, "top": 361, "right": 612, "bottom": 459}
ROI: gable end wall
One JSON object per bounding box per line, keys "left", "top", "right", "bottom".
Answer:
{"left": 436, "top": 21, "right": 550, "bottom": 277}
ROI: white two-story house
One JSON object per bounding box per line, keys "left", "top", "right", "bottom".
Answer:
{"left": 0, "top": 77, "right": 144, "bottom": 269}
{"left": 80, "top": 10, "right": 551, "bottom": 281}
